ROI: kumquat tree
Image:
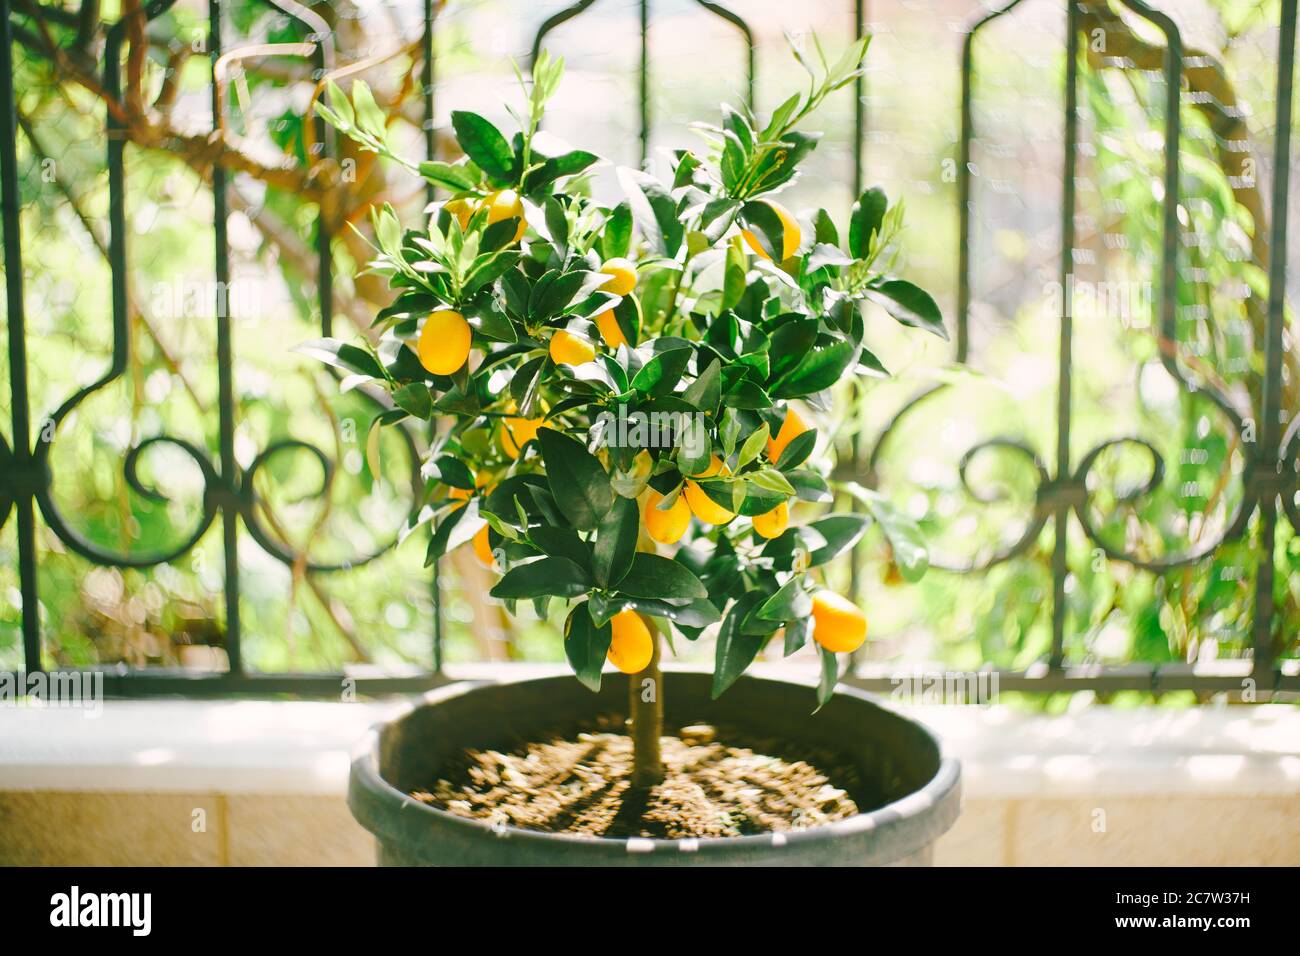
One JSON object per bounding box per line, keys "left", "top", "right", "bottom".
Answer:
{"left": 306, "top": 37, "right": 945, "bottom": 786}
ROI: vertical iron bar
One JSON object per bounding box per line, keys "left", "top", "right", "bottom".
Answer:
{"left": 210, "top": 0, "right": 242, "bottom": 674}
{"left": 639, "top": 0, "right": 650, "bottom": 167}
{"left": 423, "top": 0, "right": 444, "bottom": 673}
{"left": 0, "top": 0, "right": 40, "bottom": 671}
{"left": 314, "top": 43, "right": 333, "bottom": 337}
{"left": 852, "top": 0, "right": 865, "bottom": 196}
{"left": 1252, "top": 0, "right": 1296, "bottom": 685}
{"left": 422, "top": 0, "right": 437, "bottom": 208}
{"left": 1049, "top": 0, "right": 1081, "bottom": 671}
{"left": 955, "top": 34, "right": 975, "bottom": 365}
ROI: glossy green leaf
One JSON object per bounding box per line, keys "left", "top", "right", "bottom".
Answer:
{"left": 712, "top": 592, "right": 774, "bottom": 699}
{"left": 537, "top": 428, "right": 614, "bottom": 531}
{"left": 814, "top": 645, "right": 840, "bottom": 713}
{"left": 848, "top": 186, "right": 887, "bottom": 259}
{"left": 864, "top": 279, "right": 948, "bottom": 340}
{"left": 490, "top": 556, "right": 591, "bottom": 599}
{"left": 564, "top": 603, "right": 612, "bottom": 692}
{"left": 450, "top": 111, "right": 515, "bottom": 183}
{"left": 592, "top": 496, "right": 638, "bottom": 588}
{"left": 615, "top": 553, "right": 708, "bottom": 602}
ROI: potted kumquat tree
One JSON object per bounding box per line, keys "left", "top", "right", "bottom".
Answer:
{"left": 310, "top": 39, "right": 961, "bottom": 865}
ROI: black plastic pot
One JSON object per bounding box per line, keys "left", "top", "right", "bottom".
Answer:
{"left": 349, "top": 671, "right": 961, "bottom": 866}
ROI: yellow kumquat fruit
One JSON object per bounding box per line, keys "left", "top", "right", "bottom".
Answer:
{"left": 767, "top": 407, "right": 808, "bottom": 465}
{"left": 607, "top": 609, "right": 653, "bottom": 674}
{"left": 418, "top": 309, "right": 472, "bottom": 376}
{"left": 472, "top": 524, "right": 495, "bottom": 568}
{"left": 643, "top": 489, "right": 691, "bottom": 544}
{"left": 683, "top": 455, "right": 736, "bottom": 525}
{"left": 481, "top": 188, "right": 526, "bottom": 243}
{"left": 811, "top": 590, "right": 868, "bottom": 653}
{"left": 741, "top": 199, "right": 801, "bottom": 262}
{"left": 549, "top": 329, "right": 596, "bottom": 366}
{"left": 598, "top": 257, "right": 637, "bottom": 296}
{"left": 751, "top": 500, "right": 789, "bottom": 539}
{"left": 594, "top": 309, "right": 627, "bottom": 349}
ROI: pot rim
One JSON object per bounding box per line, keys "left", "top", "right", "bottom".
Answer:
{"left": 349, "top": 669, "right": 962, "bottom": 856}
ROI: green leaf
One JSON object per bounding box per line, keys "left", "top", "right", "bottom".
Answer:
{"left": 525, "top": 150, "right": 599, "bottom": 192}
{"left": 776, "top": 428, "right": 817, "bottom": 469}
{"left": 418, "top": 160, "right": 478, "bottom": 192}
{"left": 712, "top": 592, "right": 773, "bottom": 699}
{"left": 812, "top": 208, "right": 839, "bottom": 246}
{"left": 564, "top": 603, "right": 612, "bottom": 692}
{"left": 772, "top": 341, "right": 856, "bottom": 398}
{"left": 719, "top": 408, "right": 742, "bottom": 457}
{"left": 755, "top": 577, "right": 812, "bottom": 622}
{"left": 864, "top": 279, "right": 948, "bottom": 340}
{"left": 737, "top": 423, "right": 769, "bottom": 469}
{"left": 491, "top": 556, "right": 592, "bottom": 599}
{"left": 450, "top": 111, "right": 516, "bottom": 183}
{"left": 681, "top": 358, "right": 722, "bottom": 414}
{"left": 848, "top": 186, "right": 887, "bottom": 259}
{"left": 767, "top": 317, "right": 818, "bottom": 381}
{"left": 806, "top": 514, "right": 871, "bottom": 566}
{"left": 537, "top": 428, "right": 615, "bottom": 532}
{"left": 629, "top": 596, "right": 721, "bottom": 628}
{"left": 746, "top": 467, "right": 796, "bottom": 496}
{"left": 294, "top": 338, "right": 384, "bottom": 378}
{"left": 426, "top": 501, "right": 480, "bottom": 565}
{"left": 814, "top": 645, "right": 840, "bottom": 713}
{"left": 592, "top": 496, "right": 638, "bottom": 588}
{"left": 675, "top": 415, "right": 711, "bottom": 479}
{"left": 783, "top": 615, "right": 809, "bottom": 656}
{"left": 391, "top": 382, "right": 432, "bottom": 419}
{"left": 630, "top": 347, "right": 692, "bottom": 396}
{"left": 528, "top": 525, "right": 592, "bottom": 573}
{"left": 760, "top": 91, "right": 801, "bottom": 140}
{"left": 427, "top": 455, "right": 474, "bottom": 490}
{"left": 861, "top": 490, "right": 929, "bottom": 581}
{"left": 602, "top": 202, "right": 633, "bottom": 259}
{"left": 351, "top": 80, "right": 386, "bottom": 137}
{"left": 615, "top": 553, "right": 708, "bottom": 602}
{"left": 324, "top": 80, "right": 354, "bottom": 126}
{"left": 616, "top": 166, "right": 684, "bottom": 257}
{"left": 740, "top": 200, "right": 784, "bottom": 261}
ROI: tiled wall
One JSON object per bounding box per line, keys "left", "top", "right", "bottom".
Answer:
{"left": 4, "top": 790, "right": 1298, "bottom": 866}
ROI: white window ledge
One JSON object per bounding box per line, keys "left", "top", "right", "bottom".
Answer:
{"left": 1, "top": 664, "right": 1296, "bottom": 865}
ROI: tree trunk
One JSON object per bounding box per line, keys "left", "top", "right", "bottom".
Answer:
{"left": 628, "top": 622, "right": 664, "bottom": 788}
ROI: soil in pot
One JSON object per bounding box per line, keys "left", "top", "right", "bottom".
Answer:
{"left": 409, "top": 717, "right": 863, "bottom": 839}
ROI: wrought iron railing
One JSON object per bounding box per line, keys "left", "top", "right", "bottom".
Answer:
{"left": 1, "top": 0, "right": 1297, "bottom": 697}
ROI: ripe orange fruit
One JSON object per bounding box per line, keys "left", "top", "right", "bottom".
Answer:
{"left": 741, "top": 199, "right": 801, "bottom": 262}
{"left": 418, "top": 309, "right": 472, "bottom": 376}
{"left": 682, "top": 455, "right": 736, "bottom": 525}
{"left": 598, "top": 257, "right": 637, "bottom": 296}
{"left": 811, "top": 590, "right": 868, "bottom": 653}
{"left": 481, "top": 188, "right": 526, "bottom": 243}
{"left": 766, "top": 407, "right": 808, "bottom": 465}
{"left": 594, "top": 309, "right": 627, "bottom": 349}
{"left": 472, "top": 524, "right": 495, "bottom": 568}
{"left": 751, "top": 500, "right": 789, "bottom": 539}
{"left": 643, "top": 489, "right": 691, "bottom": 544}
{"left": 444, "top": 197, "right": 474, "bottom": 230}
{"left": 449, "top": 469, "right": 492, "bottom": 505}
{"left": 607, "top": 609, "right": 653, "bottom": 674}
{"left": 500, "top": 412, "right": 543, "bottom": 459}
{"left": 549, "top": 329, "right": 596, "bottom": 366}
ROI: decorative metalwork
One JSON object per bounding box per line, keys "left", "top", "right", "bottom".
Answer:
{"left": 1, "top": 0, "right": 1295, "bottom": 696}
{"left": 857, "top": 0, "right": 1299, "bottom": 696}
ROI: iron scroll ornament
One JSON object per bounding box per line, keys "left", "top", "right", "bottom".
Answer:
{"left": 864, "top": 0, "right": 1295, "bottom": 577}
{"left": 14, "top": 0, "right": 423, "bottom": 575}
